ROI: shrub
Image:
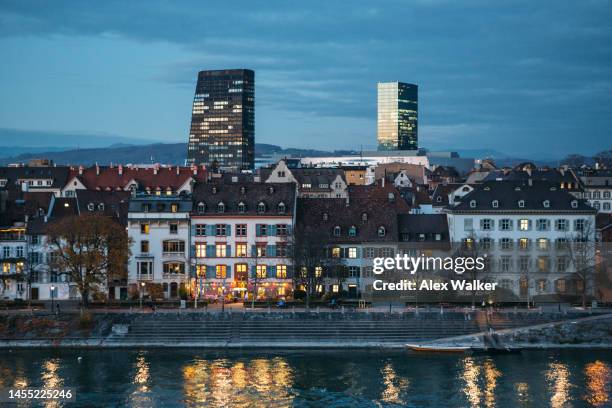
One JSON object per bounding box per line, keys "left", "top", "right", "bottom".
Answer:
{"left": 79, "top": 311, "right": 95, "bottom": 330}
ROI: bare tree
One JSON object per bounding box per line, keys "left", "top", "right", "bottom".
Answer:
{"left": 565, "top": 218, "right": 598, "bottom": 307}
{"left": 46, "top": 214, "right": 131, "bottom": 307}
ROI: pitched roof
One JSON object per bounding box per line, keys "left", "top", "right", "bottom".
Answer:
{"left": 398, "top": 214, "right": 449, "bottom": 243}
{"left": 0, "top": 166, "right": 71, "bottom": 191}
{"left": 76, "top": 190, "right": 131, "bottom": 225}
{"left": 447, "top": 180, "right": 596, "bottom": 213}
{"left": 192, "top": 181, "right": 296, "bottom": 216}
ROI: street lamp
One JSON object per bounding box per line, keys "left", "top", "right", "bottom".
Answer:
{"left": 50, "top": 285, "right": 55, "bottom": 314}
{"left": 140, "top": 282, "right": 145, "bottom": 309}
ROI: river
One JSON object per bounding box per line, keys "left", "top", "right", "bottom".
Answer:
{"left": 0, "top": 349, "right": 610, "bottom": 407}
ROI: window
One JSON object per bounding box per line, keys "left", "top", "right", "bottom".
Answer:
{"left": 536, "top": 219, "right": 549, "bottom": 231}
{"left": 169, "top": 223, "right": 178, "bottom": 234}
{"left": 276, "top": 265, "right": 287, "bottom": 279}
{"left": 574, "top": 219, "right": 585, "bottom": 232}
{"left": 217, "top": 202, "right": 225, "bottom": 213}
{"left": 196, "top": 202, "right": 205, "bottom": 213}
{"left": 479, "top": 238, "right": 492, "bottom": 250}
{"left": 537, "top": 279, "right": 547, "bottom": 293}
{"left": 500, "top": 238, "right": 513, "bottom": 250}
{"left": 519, "top": 256, "right": 530, "bottom": 272}
{"left": 348, "top": 247, "right": 357, "bottom": 259}
{"left": 257, "top": 224, "right": 268, "bottom": 237}
{"left": 518, "top": 238, "right": 530, "bottom": 250}
{"left": 216, "top": 244, "right": 227, "bottom": 257}
{"left": 16, "top": 247, "right": 24, "bottom": 258}
{"left": 195, "top": 225, "right": 206, "bottom": 236}
{"left": 556, "top": 219, "right": 569, "bottom": 231}
{"left": 138, "top": 261, "right": 152, "bottom": 276}
{"left": 235, "top": 264, "right": 248, "bottom": 281}
{"left": 464, "top": 218, "right": 473, "bottom": 231}
{"left": 332, "top": 284, "right": 339, "bottom": 293}
{"left": 500, "top": 256, "right": 511, "bottom": 272}
{"left": 537, "top": 238, "right": 549, "bottom": 251}
{"left": 500, "top": 219, "right": 512, "bottom": 231}
{"left": 277, "top": 170, "right": 285, "bottom": 177}
{"left": 171, "top": 203, "right": 179, "bottom": 213}
{"left": 537, "top": 256, "right": 549, "bottom": 272}
{"left": 195, "top": 243, "right": 206, "bottom": 258}
{"left": 277, "top": 202, "right": 286, "bottom": 214}
{"left": 570, "top": 200, "right": 578, "bottom": 209}
{"left": 519, "top": 219, "right": 530, "bottom": 231}
{"left": 2, "top": 247, "right": 10, "bottom": 258}
{"left": 492, "top": 200, "right": 499, "bottom": 208}
{"left": 276, "top": 224, "right": 288, "bottom": 236}
{"left": 543, "top": 200, "right": 550, "bottom": 208}
{"left": 333, "top": 226, "right": 341, "bottom": 236}
{"left": 349, "top": 266, "right": 359, "bottom": 277}
{"left": 215, "top": 265, "right": 227, "bottom": 279}
{"left": 163, "top": 262, "right": 185, "bottom": 274}
{"left": 236, "top": 243, "right": 247, "bottom": 257}
{"left": 556, "top": 279, "right": 566, "bottom": 293}
{"left": 557, "top": 257, "right": 569, "bottom": 272}
{"left": 364, "top": 247, "right": 375, "bottom": 258}
{"left": 276, "top": 244, "right": 287, "bottom": 257}
{"left": 361, "top": 212, "right": 368, "bottom": 221}
{"left": 257, "top": 202, "right": 266, "bottom": 213}
{"left": 238, "top": 202, "right": 247, "bottom": 213}
{"left": 162, "top": 240, "right": 185, "bottom": 253}
{"left": 322, "top": 212, "right": 329, "bottom": 221}
{"left": 331, "top": 247, "right": 341, "bottom": 258}
{"left": 480, "top": 219, "right": 493, "bottom": 230}
{"left": 315, "top": 266, "right": 322, "bottom": 278}
{"left": 142, "top": 203, "right": 151, "bottom": 212}
{"left": 140, "top": 240, "right": 149, "bottom": 253}
{"left": 31, "top": 235, "right": 40, "bottom": 245}
{"left": 518, "top": 200, "right": 525, "bottom": 208}
{"left": 216, "top": 224, "right": 227, "bottom": 236}
{"left": 469, "top": 200, "right": 477, "bottom": 208}
{"left": 87, "top": 203, "right": 94, "bottom": 211}
{"left": 140, "top": 223, "right": 150, "bottom": 234}
{"left": 256, "top": 265, "right": 267, "bottom": 279}
{"left": 378, "top": 226, "right": 386, "bottom": 237}
{"left": 348, "top": 226, "right": 357, "bottom": 237}
{"left": 236, "top": 224, "right": 247, "bottom": 237}
{"left": 196, "top": 265, "right": 206, "bottom": 277}
{"left": 257, "top": 244, "right": 267, "bottom": 257}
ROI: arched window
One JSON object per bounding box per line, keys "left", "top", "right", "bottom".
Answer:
{"left": 87, "top": 203, "right": 94, "bottom": 211}
{"left": 277, "top": 202, "right": 286, "bottom": 214}
{"left": 238, "top": 202, "right": 247, "bottom": 213}
{"left": 378, "top": 226, "right": 386, "bottom": 237}
{"left": 217, "top": 202, "right": 225, "bottom": 213}
{"left": 257, "top": 202, "right": 266, "bottom": 213}
{"left": 333, "top": 226, "right": 341, "bottom": 236}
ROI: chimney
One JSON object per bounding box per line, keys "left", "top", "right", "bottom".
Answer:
{"left": 191, "top": 164, "right": 197, "bottom": 175}
{"left": 176, "top": 166, "right": 180, "bottom": 175}
{"left": 78, "top": 165, "right": 84, "bottom": 175}
{"left": 154, "top": 164, "right": 159, "bottom": 175}
{"left": 118, "top": 164, "right": 123, "bottom": 175}
{"left": 95, "top": 163, "right": 100, "bottom": 176}
{"left": 382, "top": 177, "right": 385, "bottom": 188}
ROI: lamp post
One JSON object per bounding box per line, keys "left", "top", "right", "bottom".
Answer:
{"left": 140, "top": 282, "right": 145, "bottom": 309}
{"left": 50, "top": 285, "right": 55, "bottom": 314}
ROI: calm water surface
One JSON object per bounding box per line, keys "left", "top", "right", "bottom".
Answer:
{"left": 0, "top": 349, "right": 610, "bottom": 407}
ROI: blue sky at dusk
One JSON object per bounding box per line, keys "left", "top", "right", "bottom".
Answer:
{"left": 0, "top": 0, "right": 610, "bottom": 157}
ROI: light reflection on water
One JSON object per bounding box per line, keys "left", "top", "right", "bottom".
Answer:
{"left": 0, "top": 349, "right": 609, "bottom": 407}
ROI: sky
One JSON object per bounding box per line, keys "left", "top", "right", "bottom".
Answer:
{"left": 0, "top": 0, "right": 611, "bottom": 158}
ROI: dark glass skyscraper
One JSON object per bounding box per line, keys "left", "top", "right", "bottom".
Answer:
{"left": 186, "top": 69, "right": 255, "bottom": 170}
{"left": 377, "top": 82, "right": 418, "bottom": 151}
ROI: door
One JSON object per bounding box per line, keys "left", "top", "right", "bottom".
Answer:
{"left": 170, "top": 282, "right": 178, "bottom": 298}
{"left": 30, "top": 287, "right": 39, "bottom": 300}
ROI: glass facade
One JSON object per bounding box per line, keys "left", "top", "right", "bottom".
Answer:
{"left": 377, "top": 82, "right": 418, "bottom": 151}
{"left": 186, "top": 69, "right": 255, "bottom": 170}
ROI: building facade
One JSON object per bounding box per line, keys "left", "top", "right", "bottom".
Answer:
{"left": 377, "top": 82, "right": 418, "bottom": 151}
{"left": 186, "top": 69, "right": 255, "bottom": 171}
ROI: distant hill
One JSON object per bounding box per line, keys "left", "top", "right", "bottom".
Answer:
{"left": 0, "top": 143, "right": 358, "bottom": 166}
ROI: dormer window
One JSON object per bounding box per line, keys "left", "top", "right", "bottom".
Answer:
{"left": 238, "top": 202, "right": 247, "bottom": 213}
{"left": 87, "top": 203, "right": 94, "bottom": 211}
{"left": 543, "top": 200, "right": 550, "bottom": 208}
{"left": 212, "top": 186, "right": 218, "bottom": 194}
{"left": 470, "top": 200, "right": 477, "bottom": 208}
{"left": 518, "top": 200, "right": 525, "bottom": 208}
{"left": 98, "top": 203, "right": 105, "bottom": 211}
{"left": 348, "top": 225, "right": 357, "bottom": 237}
{"left": 277, "top": 202, "right": 286, "bottom": 214}
{"left": 571, "top": 200, "right": 578, "bottom": 209}
{"left": 361, "top": 212, "right": 368, "bottom": 221}
{"left": 197, "top": 202, "right": 205, "bottom": 213}
{"left": 240, "top": 186, "right": 246, "bottom": 195}
{"left": 323, "top": 212, "right": 329, "bottom": 221}
{"left": 217, "top": 202, "right": 225, "bottom": 213}
{"left": 170, "top": 203, "right": 178, "bottom": 213}
{"left": 257, "top": 202, "right": 266, "bottom": 213}
{"left": 333, "top": 226, "right": 341, "bottom": 236}
{"left": 436, "top": 196, "right": 442, "bottom": 202}
{"left": 492, "top": 200, "right": 499, "bottom": 208}
{"left": 378, "top": 226, "right": 386, "bottom": 237}
{"left": 268, "top": 186, "right": 274, "bottom": 195}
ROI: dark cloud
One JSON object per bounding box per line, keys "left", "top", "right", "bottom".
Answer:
{"left": 0, "top": 0, "right": 611, "bottom": 155}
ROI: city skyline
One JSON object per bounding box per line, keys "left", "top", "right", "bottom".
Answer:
{"left": 0, "top": 1, "right": 611, "bottom": 157}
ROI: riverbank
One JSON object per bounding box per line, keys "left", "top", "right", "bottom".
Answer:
{"left": 1, "top": 310, "right": 610, "bottom": 349}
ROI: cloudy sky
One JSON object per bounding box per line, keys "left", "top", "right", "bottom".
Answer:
{"left": 0, "top": 0, "right": 610, "bottom": 157}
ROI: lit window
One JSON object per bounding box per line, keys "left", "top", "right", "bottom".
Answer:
{"left": 236, "top": 244, "right": 247, "bottom": 257}
{"left": 195, "top": 243, "right": 206, "bottom": 258}
{"left": 519, "top": 219, "right": 530, "bottom": 231}
{"left": 215, "top": 265, "right": 227, "bottom": 279}
{"left": 276, "top": 265, "right": 287, "bottom": 279}
{"left": 256, "top": 265, "right": 267, "bottom": 279}
{"left": 348, "top": 248, "right": 357, "bottom": 258}
{"left": 140, "top": 223, "right": 150, "bottom": 234}
{"left": 216, "top": 244, "right": 227, "bottom": 257}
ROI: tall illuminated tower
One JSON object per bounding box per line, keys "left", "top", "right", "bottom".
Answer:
{"left": 377, "top": 82, "right": 418, "bottom": 151}
{"left": 186, "top": 69, "right": 255, "bottom": 170}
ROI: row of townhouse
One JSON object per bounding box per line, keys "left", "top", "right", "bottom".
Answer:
{"left": 127, "top": 181, "right": 297, "bottom": 300}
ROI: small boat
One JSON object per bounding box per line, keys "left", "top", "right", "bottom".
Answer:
{"left": 406, "top": 344, "right": 471, "bottom": 354}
